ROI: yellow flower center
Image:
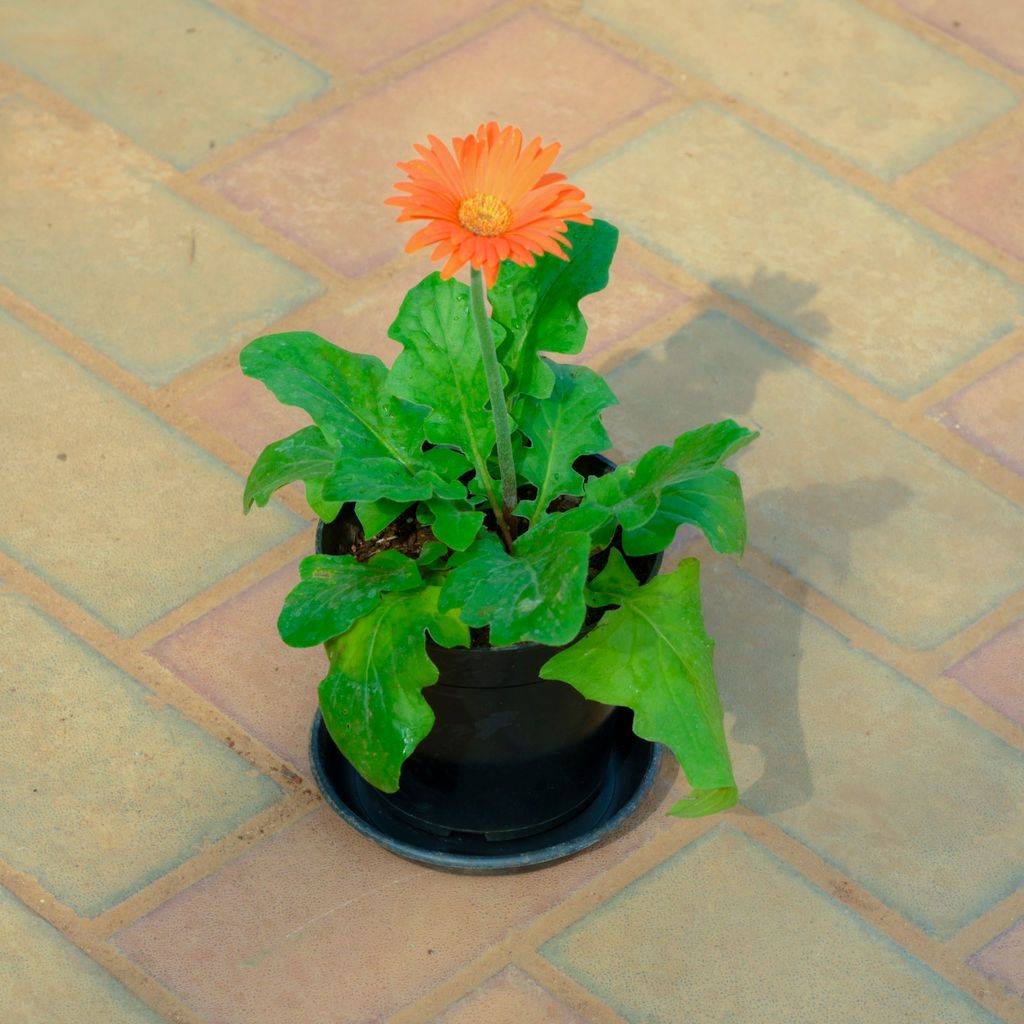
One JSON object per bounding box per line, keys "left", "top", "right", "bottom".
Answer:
{"left": 458, "top": 193, "right": 513, "bottom": 236}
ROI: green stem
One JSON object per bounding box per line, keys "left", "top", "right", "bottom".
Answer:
{"left": 469, "top": 267, "right": 518, "bottom": 544}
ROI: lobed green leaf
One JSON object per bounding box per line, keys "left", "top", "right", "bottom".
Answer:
{"left": 240, "top": 331, "right": 469, "bottom": 509}
{"left": 541, "top": 551, "right": 737, "bottom": 819}
{"left": 278, "top": 551, "right": 422, "bottom": 648}
{"left": 243, "top": 425, "right": 336, "bottom": 513}
{"left": 318, "top": 586, "right": 469, "bottom": 792}
{"left": 489, "top": 220, "right": 618, "bottom": 400}
{"left": 516, "top": 361, "right": 617, "bottom": 524}
{"left": 386, "top": 275, "right": 504, "bottom": 508}
{"left": 440, "top": 519, "right": 591, "bottom": 647}
{"left": 582, "top": 419, "right": 757, "bottom": 557}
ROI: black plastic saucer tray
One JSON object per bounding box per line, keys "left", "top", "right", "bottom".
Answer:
{"left": 309, "top": 709, "right": 661, "bottom": 874}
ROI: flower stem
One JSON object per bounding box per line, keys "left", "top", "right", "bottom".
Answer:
{"left": 469, "top": 267, "right": 518, "bottom": 545}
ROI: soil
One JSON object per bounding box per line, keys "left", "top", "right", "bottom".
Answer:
{"left": 345, "top": 508, "right": 436, "bottom": 562}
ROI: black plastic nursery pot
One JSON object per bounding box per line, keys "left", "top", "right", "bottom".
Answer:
{"left": 309, "top": 455, "right": 664, "bottom": 873}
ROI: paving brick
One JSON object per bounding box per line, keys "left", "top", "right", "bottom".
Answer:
{"left": 572, "top": 253, "right": 689, "bottom": 366}
{"left": 0, "top": 887, "right": 162, "bottom": 1024}
{"left": 0, "top": 312, "right": 303, "bottom": 636}
{"left": 970, "top": 918, "right": 1024, "bottom": 1000}
{"left": 605, "top": 311, "right": 1024, "bottom": 650}
{"left": 896, "top": 0, "right": 1024, "bottom": 74}
{"left": 586, "top": 0, "right": 1015, "bottom": 179}
{"left": 149, "top": 561, "right": 323, "bottom": 776}
{"left": 114, "top": 789, "right": 684, "bottom": 1023}
{"left": 922, "top": 132, "right": 1024, "bottom": 263}
{"left": 0, "top": 597, "right": 282, "bottom": 918}
{"left": 0, "top": 0, "right": 328, "bottom": 169}
{"left": 206, "top": 10, "right": 670, "bottom": 277}
{"left": 579, "top": 105, "right": 1023, "bottom": 396}
{"left": 702, "top": 567, "right": 1024, "bottom": 939}
{"left": 947, "top": 618, "right": 1024, "bottom": 727}
{"left": 0, "top": 97, "right": 322, "bottom": 387}
{"left": 180, "top": 366, "right": 314, "bottom": 461}
{"left": 430, "top": 966, "right": 586, "bottom": 1023}
{"left": 260, "top": 0, "right": 500, "bottom": 72}
{"left": 180, "top": 265, "right": 421, "bottom": 458}
{"left": 930, "top": 353, "right": 1024, "bottom": 476}
{"left": 542, "top": 827, "right": 1002, "bottom": 1021}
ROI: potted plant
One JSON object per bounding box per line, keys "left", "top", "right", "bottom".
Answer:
{"left": 241, "top": 123, "right": 757, "bottom": 868}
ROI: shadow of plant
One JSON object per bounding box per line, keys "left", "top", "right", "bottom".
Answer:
{"left": 597, "top": 267, "right": 913, "bottom": 814}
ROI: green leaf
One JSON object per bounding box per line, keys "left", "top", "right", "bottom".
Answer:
{"left": 427, "top": 498, "right": 484, "bottom": 552}
{"left": 440, "top": 520, "right": 591, "bottom": 646}
{"left": 541, "top": 551, "right": 737, "bottom": 818}
{"left": 304, "top": 477, "right": 342, "bottom": 524}
{"left": 417, "top": 541, "right": 448, "bottom": 568}
{"left": 355, "top": 499, "right": 408, "bottom": 538}
{"left": 490, "top": 220, "right": 618, "bottom": 399}
{"left": 240, "top": 331, "right": 468, "bottom": 506}
{"left": 517, "top": 361, "right": 617, "bottom": 523}
{"left": 278, "top": 551, "right": 422, "bottom": 648}
{"left": 243, "top": 425, "right": 336, "bottom": 513}
{"left": 387, "top": 275, "right": 503, "bottom": 507}
{"left": 582, "top": 419, "right": 757, "bottom": 557}
{"left": 319, "top": 586, "right": 469, "bottom": 792}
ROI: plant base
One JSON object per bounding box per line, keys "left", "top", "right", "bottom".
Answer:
{"left": 309, "top": 709, "right": 661, "bottom": 875}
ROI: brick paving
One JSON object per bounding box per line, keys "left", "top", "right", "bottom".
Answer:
{"left": 1, "top": 1, "right": 1022, "bottom": 1022}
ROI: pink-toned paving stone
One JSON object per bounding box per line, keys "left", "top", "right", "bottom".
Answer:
{"left": 179, "top": 365, "right": 312, "bottom": 460}
{"left": 970, "top": 918, "right": 1024, "bottom": 1000}
{"left": 896, "top": 0, "right": 1024, "bottom": 74}
{"left": 205, "top": 10, "right": 671, "bottom": 278}
{"left": 572, "top": 253, "right": 689, "bottom": 367}
{"left": 113, "top": 787, "right": 684, "bottom": 1024}
{"left": 921, "top": 132, "right": 1024, "bottom": 263}
{"left": 260, "top": 0, "right": 501, "bottom": 72}
{"left": 149, "top": 560, "right": 322, "bottom": 775}
{"left": 946, "top": 618, "right": 1024, "bottom": 727}
{"left": 430, "top": 966, "right": 587, "bottom": 1024}
{"left": 930, "top": 352, "right": 1024, "bottom": 476}
{"left": 306, "top": 262, "right": 427, "bottom": 364}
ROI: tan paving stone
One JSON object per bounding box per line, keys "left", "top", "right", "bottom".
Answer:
{"left": 0, "top": 96, "right": 322, "bottom": 387}
{"left": 703, "top": 566, "right": 1024, "bottom": 939}
{"left": 605, "top": 311, "right": 1024, "bottom": 649}
{"left": 542, "top": 827, "right": 1002, "bottom": 1022}
{"left": 579, "top": 106, "right": 1023, "bottom": 396}
{"left": 930, "top": 352, "right": 1024, "bottom": 476}
{"left": 0, "top": 887, "right": 162, "bottom": 1024}
{"left": 585, "top": 0, "right": 1016, "bottom": 179}
{"left": 0, "top": 0, "right": 328, "bottom": 169}
{"left": 430, "top": 966, "right": 586, "bottom": 1023}
{"left": 149, "top": 561, "right": 323, "bottom": 775}
{"left": 206, "top": 10, "right": 671, "bottom": 277}
{"left": 113, "top": 792, "right": 684, "bottom": 1023}
{"left": 0, "top": 596, "right": 282, "bottom": 918}
{"left": 260, "top": 0, "right": 501, "bottom": 72}
{"left": 922, "top": 131, "right": 1024, "bottom": 263}
{"left": 896, "top": 0, "right": 1024, "bottom": 74}
{"left": 947, "top": 618, "right": 1024, "bottom": 727}
{"left": 0, "top": 312, "right": 303, "bottom": 636}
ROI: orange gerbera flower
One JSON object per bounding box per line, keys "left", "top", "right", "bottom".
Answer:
{"left": 386, "top": 123, "right": 592, "bottom": 287}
